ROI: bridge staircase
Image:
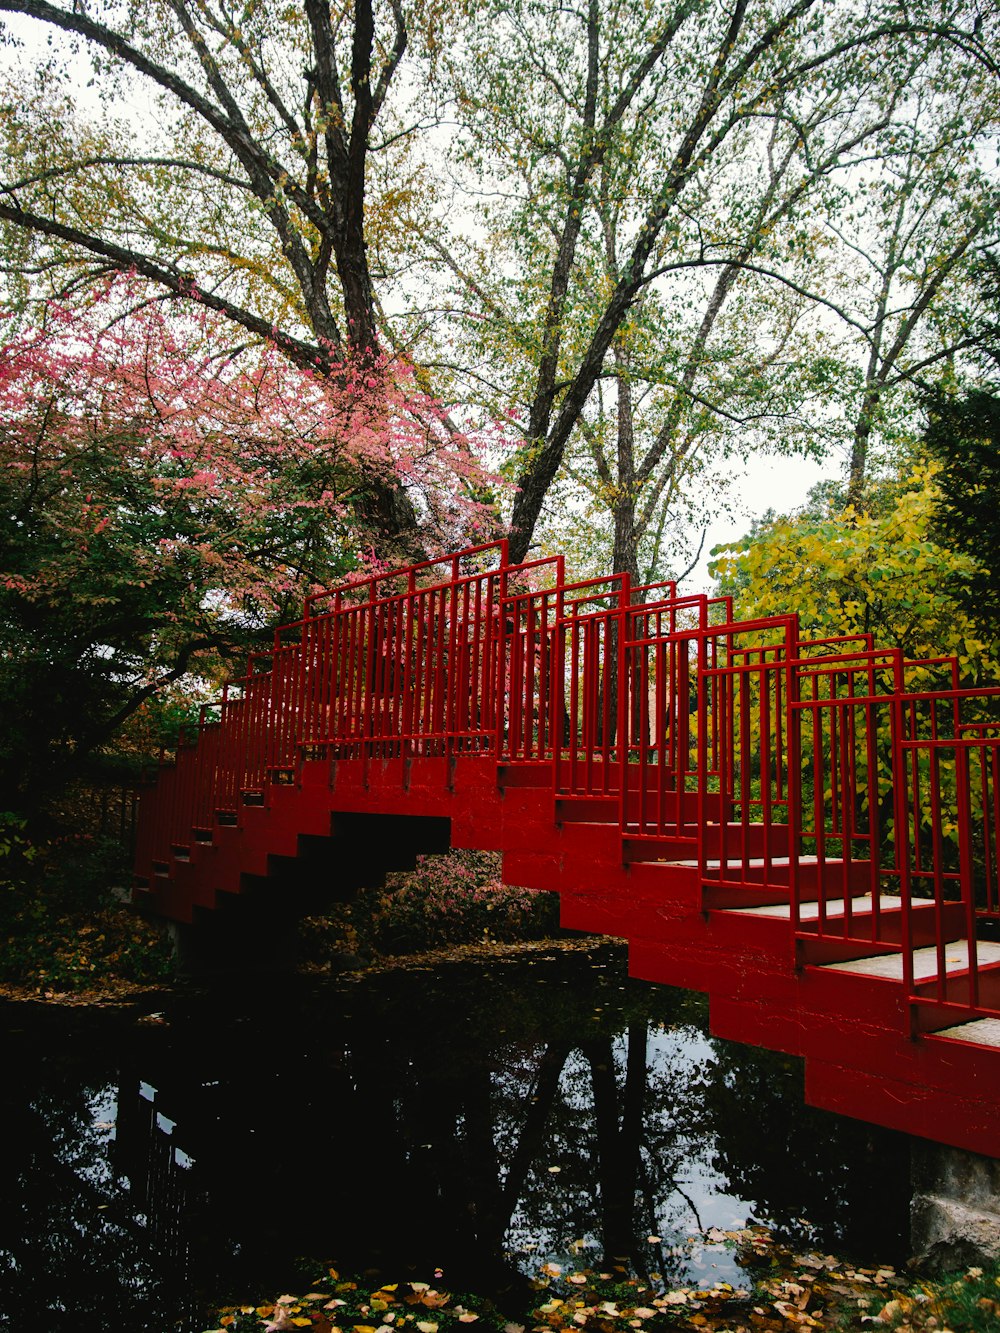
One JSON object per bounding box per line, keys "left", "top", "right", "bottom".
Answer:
{"left": 133, "top": 542, "right": 1000, "bottom": 1156}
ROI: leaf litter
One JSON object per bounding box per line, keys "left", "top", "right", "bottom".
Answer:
{"left": 204, "top": 1226, "right": 999, "bottom": 1333}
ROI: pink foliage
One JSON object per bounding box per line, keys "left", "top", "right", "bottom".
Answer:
{"left": 1, "top": 281, "right": 506, "bottom": 622}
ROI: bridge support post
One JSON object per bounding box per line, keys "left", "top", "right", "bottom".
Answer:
{"left": 910, "top": 1141, "right": 1000, "bottom": 1272}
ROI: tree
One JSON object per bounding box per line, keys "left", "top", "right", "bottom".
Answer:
{"left": 537, "top": 84, "right": 885, "bottom": 583}
{"left": 826, "top": 87, "right": 1000, "bottom": 510}
{"left": 711, "top": 464, "right": 998, "bottom": 683}
{"left": 2, "top": 0, "right": 997, "bottom": 569}
{"left": 924, "top": 387, "right": 1000, "bottom": 640}
{"left": 0, "top": 0, "right": 447, "bottom": 551}
{"left": 0, "top": 285, "right": 495, "bottom": 813}
{"left": 428, "top": 0, "right": 998, "bottom": 564}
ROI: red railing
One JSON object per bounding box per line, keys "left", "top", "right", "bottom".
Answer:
{"left": 136, "top": 542, "right": 1000, "bottom": 1029}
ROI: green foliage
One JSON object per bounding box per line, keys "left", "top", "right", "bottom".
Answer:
{"left": 925, "top": 388, "right": 1000, "bottom": 642}
{"left": 848, "top": 1262, "right": 1000, "bottom": 1332}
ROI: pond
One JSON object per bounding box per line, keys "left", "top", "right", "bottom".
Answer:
{"left": 0, "top": 941, "right": 912, "bottom": 1331}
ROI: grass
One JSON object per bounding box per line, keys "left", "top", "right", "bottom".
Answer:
{"left": 844, "top": 1262, "right": 1000, "bottom": 1331}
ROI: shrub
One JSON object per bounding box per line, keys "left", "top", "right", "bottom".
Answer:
{"left": 300, "top": 849, "right": 560, "bottom": 962}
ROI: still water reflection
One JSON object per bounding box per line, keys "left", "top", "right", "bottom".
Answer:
{"left": 0, "top": 942, "right": 910, "bottom": 1331}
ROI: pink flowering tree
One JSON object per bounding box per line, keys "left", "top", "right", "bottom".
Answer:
{"left": 0, "top": 286, "right": 502, "bottom": 813}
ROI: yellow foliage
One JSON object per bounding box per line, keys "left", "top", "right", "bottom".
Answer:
{"left": 712, "top": 468, "right": 1000, "bottom": 685}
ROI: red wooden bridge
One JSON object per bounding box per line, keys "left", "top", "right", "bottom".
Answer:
{"left": 134, "top": 541, "right": 1000, "bottom": 1157}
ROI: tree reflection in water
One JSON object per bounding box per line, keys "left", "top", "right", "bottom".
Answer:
{"left": 0, "top": 943, "right": 910, "bottom": 1331}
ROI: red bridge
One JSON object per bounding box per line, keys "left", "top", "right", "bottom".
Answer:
{"left": 134, "top": 541, "right": 1000, "bottom": 1157}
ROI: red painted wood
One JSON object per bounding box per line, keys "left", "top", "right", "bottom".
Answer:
{"left": 133, "top": 541, "right": 1000, "bottom": 1157}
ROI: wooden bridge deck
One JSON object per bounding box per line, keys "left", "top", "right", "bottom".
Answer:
{"left": 133, "top": 541, "right": 1000, "bottom": 1157}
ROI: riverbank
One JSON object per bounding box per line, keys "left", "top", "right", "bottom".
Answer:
{"left": 0, "top": 933, "right": 602, "bottom": 1007}
{"left": 0, "top": 848, "right": 559, "bottom": 997}
{"left": 211, "top": 1241, "right": 1000, "bottom": 1333}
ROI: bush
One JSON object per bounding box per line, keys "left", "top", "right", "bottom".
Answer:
{"left": 300, "top": 849, "right": 560, "bottom": 962}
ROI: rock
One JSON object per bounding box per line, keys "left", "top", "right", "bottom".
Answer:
{"left": 910, "top": 1142, "right": 1000, "bottom": 1273}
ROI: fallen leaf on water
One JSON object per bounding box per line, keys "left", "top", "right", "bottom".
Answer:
{"left": 567, "top": 1275, "right": 588, "bottom": 1286}
{"left": 772, "top": 1301, "right": 821, "bottom": 1326}
{"left": 415, "top": 1321, "right": 439, "bottom": 1332}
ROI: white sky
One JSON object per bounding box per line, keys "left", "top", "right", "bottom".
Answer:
{"left": 687, "top": 451, "right": 833, "bottom": 592}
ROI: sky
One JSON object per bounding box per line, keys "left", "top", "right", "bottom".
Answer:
{"left": 688, "top": 451, "right": 833, "bottom": 592}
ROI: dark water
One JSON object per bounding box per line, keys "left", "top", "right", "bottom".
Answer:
{"left": 0, "top": 942, "right": 911, "bottom": 1330}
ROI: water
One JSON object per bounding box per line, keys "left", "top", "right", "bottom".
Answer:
{"left": 0, "top": 942, "right": 911, "bottom": 1330}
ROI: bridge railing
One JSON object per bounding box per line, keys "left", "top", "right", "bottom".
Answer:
{"left": 548, "top": 575, "right": 633, "bottom": 794}
{"left": 709, "top": 636, "right": 1000, "bottom": 1020}
{"left": 783, "top": 648, "right": 916, "bottom": 963}
{"left": 134, "top": 540, "right": 1000, "bottom": 1034}
{"left": 895, "top": 686, "right": 1000, "bottom": 1023}
{"left": 618, "top": 596, "right": 738, "bottom": 840}
{"left": 551, "top": 588, "right": 744, "bottom": 825}
{"left": 190, "top": 713, "right": 222, "bottom": 832}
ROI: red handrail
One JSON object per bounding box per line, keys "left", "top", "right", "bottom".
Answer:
{"left": 135, "top": 544, "right": 1000, "bottom": 1030}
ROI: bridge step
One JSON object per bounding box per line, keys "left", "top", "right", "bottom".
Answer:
{"left": 623, "top": 835, "right": 697, "bottom": 864}
{"left": 623, "top": 821, "right": 792, "bottom": 866}
{"left": 715, "top": 896, "right": 970, "bottom": 961}
{"left": 556, "top": 794, "right": 618, "bottom": 823}
{"left": 929, "top": 1017, "right": 1000, "bottom": 1048}
{"left": 819, "top": 938, "right": 1000, "bottom": 981}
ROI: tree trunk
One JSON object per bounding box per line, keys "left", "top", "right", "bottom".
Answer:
{"left": 847, "top": 387, "right": 881, "bottom": 514}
